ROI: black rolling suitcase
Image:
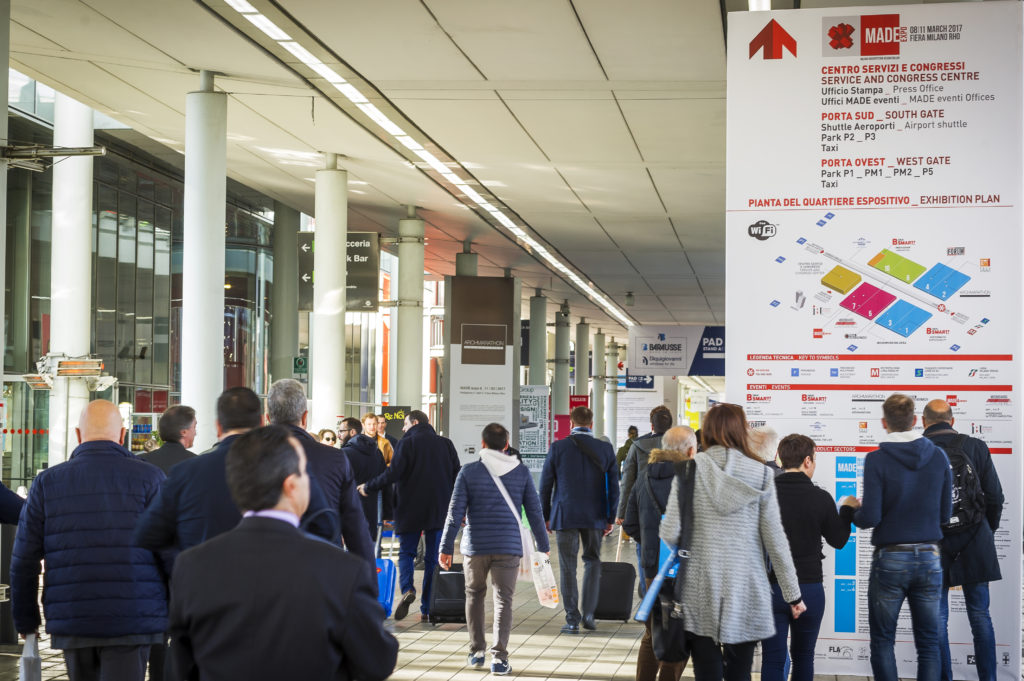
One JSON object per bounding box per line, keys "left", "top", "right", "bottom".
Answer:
{"left": 594, "top": 528, "right": 637, "bottom": 622}
{"left": 428, "top": 564, "right": 466, "bottom": 625}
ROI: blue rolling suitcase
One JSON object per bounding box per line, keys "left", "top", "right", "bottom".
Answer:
{"left": 375, "top": 496, "right": 397, "bottom": 617}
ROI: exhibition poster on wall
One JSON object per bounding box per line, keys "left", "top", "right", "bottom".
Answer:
{"left": 727, "top": 4, "right": 1021, "bottom": 678}
{"left": 519, "top": 385, "right": 551, "bottom": 473}
{"left": 445, "top": 276, "right": 519, "bottom": 466}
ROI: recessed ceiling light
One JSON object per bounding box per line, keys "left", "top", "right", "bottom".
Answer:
{"left": 243, "top": 13, "right": 291, "bottom": 41}
{"left": 225, "top": 0, "right": 257, "bottom": 12}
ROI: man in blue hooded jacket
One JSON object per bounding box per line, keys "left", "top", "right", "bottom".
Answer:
{"left": 855, "top": 393, "right": 952, "bottom": 681}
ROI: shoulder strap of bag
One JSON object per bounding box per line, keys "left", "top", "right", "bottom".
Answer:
{"left": 644, "top": 471, "right": 666, "bottom": 515}
{"left": 672, "top": 459, "right": 696, "bottom": 602}
{"left": 571, "top": 434, "right": 611, "bottom": 518}
{"left": 569, "top": 434, "right": 604, "bottom": 471}
{"left": 486, "top": 466, "right": 525, "bottom": 531}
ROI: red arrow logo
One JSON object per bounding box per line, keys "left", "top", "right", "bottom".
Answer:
{"left": 749, "top": 19, "right": 797, "bottom": 60}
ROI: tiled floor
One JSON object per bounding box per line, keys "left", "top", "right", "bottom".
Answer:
{"left": 0, "top": 536, "right": 897, "bottom": 679}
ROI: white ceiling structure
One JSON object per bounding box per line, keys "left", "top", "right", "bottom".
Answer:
{"left": 8, "top": 0, "right": 953, "bottom": 337}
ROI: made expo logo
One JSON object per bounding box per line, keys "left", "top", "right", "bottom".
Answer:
{"left": 823, "top": 14, "right": 904, "bottom": 57}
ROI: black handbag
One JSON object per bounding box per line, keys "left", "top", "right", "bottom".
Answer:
{"left": 651, "top": 459, "right": 696, "bottom": 663}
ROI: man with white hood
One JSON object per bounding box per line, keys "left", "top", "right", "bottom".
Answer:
{"left": 439, "top": 423, "right": 549, "bottom": 676}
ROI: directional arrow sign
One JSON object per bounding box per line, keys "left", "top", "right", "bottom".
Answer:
{"left": 749, "top": 19, "right": 797, "bottom": 60}
{"left": 298, "top": 233, "right": 314, "bottom": 311}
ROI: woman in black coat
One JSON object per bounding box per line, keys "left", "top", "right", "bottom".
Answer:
{"left": 622, "top": 427, "right": 696, "bottom": 681}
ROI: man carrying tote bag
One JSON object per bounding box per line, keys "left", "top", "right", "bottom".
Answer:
{"left": 440, "top": 423, "right": 549, "bottom": 676}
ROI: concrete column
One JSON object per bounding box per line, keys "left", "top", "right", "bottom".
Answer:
{"left": 552, "top": 302, "right": 570, "bottom": 415}
{"left": 592, "top": 330, "right": 605, "bottom": 438}
{"left": 181, "top": 70, "right": 227, "bottom": 450}
{"left": 310, "top": 154, "right": 347, "bottom": 431}
{"left": 455, "top": 240, "right": 477, "bottom": 277}
{"left": 47, "top": 93, "right": 93, "bottom": 464}
{"left": 528, "top": 291, "right": 546, "bottom": 385}
{"left": 574, "top": 317, "right": 590, "bottom": 398}
{"left": 396, "top": 209, "right": 424, "bottom": 410}
{"left": 270, "top": 201, "right": 300, "bottom": 383}
{"left": 605, "top": 340, "right": 618, "bottom": 445}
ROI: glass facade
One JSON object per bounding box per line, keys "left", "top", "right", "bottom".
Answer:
{"left": 0, "top": 70, "right": 406, "bottom": 482}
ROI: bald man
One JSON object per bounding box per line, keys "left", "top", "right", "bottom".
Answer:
{"left": 922, "top": 399, "right": 1004, "bottom": 681}
{"left": 11, "top": 400, "right": 168, "bottom": 681}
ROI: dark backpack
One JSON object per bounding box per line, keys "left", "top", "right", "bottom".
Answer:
{"left": 926, "top": 431, "right": 985, "bottom": 534}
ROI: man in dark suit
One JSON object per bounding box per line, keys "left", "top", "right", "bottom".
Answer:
{"left": 135, "top": 387, "right": 337, "bottom": 553}
{"left": 922, "top": 399, "right": 1004, "bottom": 681}
{"left": 168, "top": 425, "right": 398, "bottom": 681}
{"left": 359, "top": 410, "right": 460, "bottom": 621}
{"left": 266, "top": 379, "right": 373, "bottom": 567}
{"left": 138, "top": 405, "right": 197, "bottom": 474}
{"left": 539, "top": 405, "right": 619, "bottom": 634}
{"left": 339, "top": 417, "right": 389, "bottom": 542}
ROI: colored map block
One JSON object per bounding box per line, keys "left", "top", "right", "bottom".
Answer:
{"left": 821, "top": 265, "right": 861, "bottom": 294}
{"left": 875, "top": 299, "right": 932, "bottom": 337}
{"left": 912, "top": 263, "right": 971, "bottom": 301}
{"left": 839, "top": 283, "right": 896, "bottom": 320}
{"left": 868, "top": 249, "right": 927, "bottom": 284}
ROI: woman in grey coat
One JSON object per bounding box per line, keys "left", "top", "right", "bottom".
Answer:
{"left": 660, "top": 404, "right": 805, "bottom": 681}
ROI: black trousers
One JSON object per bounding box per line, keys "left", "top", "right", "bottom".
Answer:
{"left": 687, "top": 635, "right": 756, "bottom": 681}
{"left": 63, "top": 644, "right": 149, "bottom": 681}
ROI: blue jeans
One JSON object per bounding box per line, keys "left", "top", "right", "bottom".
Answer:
{"left": 868, "top": 544, "right": 943, "bottom": 681}
{"left": 939, "top": 581, "right": 996, "bottom": 681}
{"left": 761, "top": 582, "right": 825, "bottom": 681}
{"left": 398, "top": 528, "right": 442, "bottom": 614}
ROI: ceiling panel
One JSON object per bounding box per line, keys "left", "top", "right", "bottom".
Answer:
{"left": 526, "top": 213, "right": 618, "bottom": 254}
{"left": 422, "top": 0, "right": 604, "bottom": 81}
{"left": 577, "top": 0, "right": 726, "bottom": 81}
{"left": 290, "top": 1, "right": 483, "bottom": 82}
{"left": 556, "top": 167, "right": 664, "bottom": 218}
{"left": 504, "top": 99, "right": 641, "bottom": 165}
{"left": 618, "top": 98, "right": 725, "bottom": 165}
{"left": 600, "top": 217, "right": 679, "bottom": 252}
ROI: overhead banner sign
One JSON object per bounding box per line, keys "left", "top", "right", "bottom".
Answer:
{"left": 296, "top": 232, "right": 380, "bottom": 312}
{"left": 627, "top": 325, "right": 725, "bottom": 376}
{"left": 298, "top": 233, "right": 313, "bottom": 311}
{"left": 443, "top": 276, "right": 520, "bottom": 466}
{"left": 728, "top": 4, "right": 1021, "bottom": 678}
{"left": 346, "top": 232, "right": 379, "bottom": 312}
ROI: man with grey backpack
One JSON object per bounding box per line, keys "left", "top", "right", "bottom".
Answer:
{"left": 440, "top": 423, "right": 549, "bottom": 676}
{"left": 922, "top": 399, "right": 1004, "bottom": 681}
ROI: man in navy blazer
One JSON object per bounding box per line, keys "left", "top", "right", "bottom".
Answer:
{"left": 135, "top": 387, "right": 338, "bottom": 554}
{"left": 168, "top": 425, "right": 397, "bottom": 681}
{"left": 266, "top": 379, "right": 374, "bottom": 567}
{"left": 539, "top": 406, "right": 619, "bottom": 634}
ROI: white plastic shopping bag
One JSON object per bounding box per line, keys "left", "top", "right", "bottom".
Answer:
{"left": 20, "top": 633, "right": 41, "bottom": 681}
{"left": 531, "top": 554, "right": 559, "bottom": 608}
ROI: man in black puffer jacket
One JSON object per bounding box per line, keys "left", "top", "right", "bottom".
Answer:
{"left": 622, "top": 426, "right": 697, "bottom": 681}
{"left": 340, "top": 417, "right": 390, "bottom": 541}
